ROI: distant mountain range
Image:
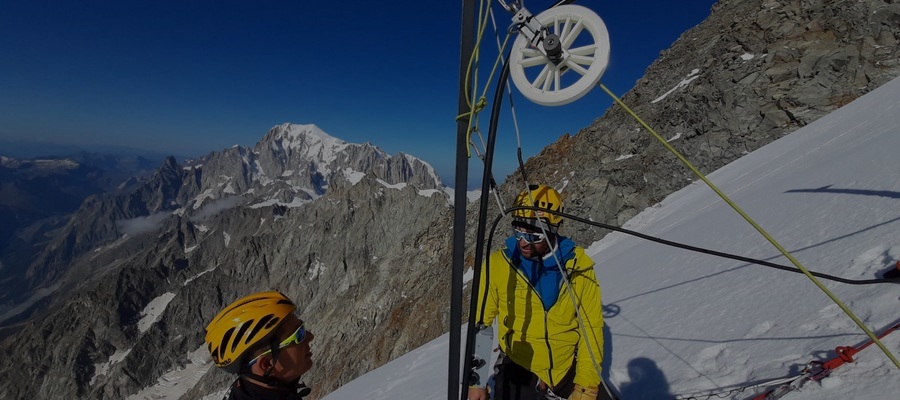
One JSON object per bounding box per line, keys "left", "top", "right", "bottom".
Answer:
{"left": 0, "top": 138, "right": 186, "bottom": 161}
{"left": 0, "top": 123, "right": 446, "bottom": 330}
{"left": 0, "top": 153, "right": 160, "bottom": 310}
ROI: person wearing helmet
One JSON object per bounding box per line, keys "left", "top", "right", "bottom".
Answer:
{"left": 205, "top": 290, "right": 315, "bottom": 400}
{"left": 468, "top": 185, "right": 611, "bottom": 400}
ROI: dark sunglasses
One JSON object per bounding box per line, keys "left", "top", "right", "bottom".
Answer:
{"left": 247, "top": 323, "right": 307, "bottom": 366}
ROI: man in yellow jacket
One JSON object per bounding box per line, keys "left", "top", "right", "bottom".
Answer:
{"left": 468, "top": 185, "right": 609, "bottom": 400}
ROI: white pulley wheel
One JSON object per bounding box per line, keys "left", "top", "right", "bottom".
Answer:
{"left": 509, "top": 5, "right": 610, "bottom": 106}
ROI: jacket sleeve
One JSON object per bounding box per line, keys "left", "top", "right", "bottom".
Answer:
{"left": 474, "top": 252, "right": 500, "bottom": 326}
{"left": 470, "top": 254, "right": 500, "bottom": 388}
{"left": 572, "top": 256, "right": 604, "bottom": 389}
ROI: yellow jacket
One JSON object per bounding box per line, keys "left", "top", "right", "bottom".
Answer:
{"left": 474, "top": 240, "right": 604, "bottom": 389}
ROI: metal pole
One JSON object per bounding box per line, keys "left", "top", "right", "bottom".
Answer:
{"left": 450, "top": 1, "right": 477, "bottom": 399}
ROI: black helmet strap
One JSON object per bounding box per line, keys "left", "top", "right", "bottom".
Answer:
{"left": 262, "top": 337, "right": 281, "bottom": 378}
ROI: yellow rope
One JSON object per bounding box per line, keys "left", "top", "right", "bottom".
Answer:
{"left": 598, "top": 83, "right": 900, "bottom": 369}
{"left": 456, "top": 0, "right": 514, "bottom": 159}
{"left": 455, "top": 0, "right": 490, "bottom": 158}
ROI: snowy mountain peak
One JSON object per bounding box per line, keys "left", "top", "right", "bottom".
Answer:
{"left": 262, "top": 123, "right": 354, "bottom": 165}
{"left": 275, "top": 122, "right": 344, "bottom": 144}
{"left": 171, "top": 123, "right": 447, "bottom": 214}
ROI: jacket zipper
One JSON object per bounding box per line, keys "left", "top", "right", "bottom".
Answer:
{"left": 503, "top": 252, "right": 562, "bottom": 387}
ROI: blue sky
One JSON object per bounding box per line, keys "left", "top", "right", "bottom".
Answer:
{"left": 0, "top": 0, "right": 718, "bottom": 185}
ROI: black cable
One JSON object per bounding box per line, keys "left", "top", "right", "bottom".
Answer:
{"left": 461, "top": 46, "right": 513, "bottom": 398}
{"left": 450, "top": 0, "right": 479, "bottom": 398}
{"left": 548, "top": 0, "right": 577, "bottom": 9}
{"left": 500, "top": 206, "right": 900, "bottom": 285}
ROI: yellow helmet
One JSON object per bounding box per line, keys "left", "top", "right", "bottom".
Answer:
{"left": 205, "top": 291, "right": 297, "bottom": 374}
{"left": 512, "top": 184, "right": 564, "bottom": 233}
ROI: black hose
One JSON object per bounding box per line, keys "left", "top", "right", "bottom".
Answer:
{"left": 501, "top": 206, "right": 900, "bottom": 285}
{"left": 450, "top": 1, "right": 478, "bottom": 399}
{"left": 461, "top": 49, "right": 513, "bottom": 399}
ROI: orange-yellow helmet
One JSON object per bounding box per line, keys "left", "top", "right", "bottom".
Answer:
{"left": 512, "top": 184, "right": 564, "bottom": 233}
{"left": 205, "top": 291, "right": 297, "bottom": 373}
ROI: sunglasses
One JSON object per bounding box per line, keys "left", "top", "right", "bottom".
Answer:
{"left": 247, "top": 323, "right": 307, "bottom": 366}
{"left": 513, "top": 229, "right": 547, "bottom": 244}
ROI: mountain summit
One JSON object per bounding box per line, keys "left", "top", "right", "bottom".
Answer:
{"left": 181, "top": 123, "right": 443, "bottom": 212}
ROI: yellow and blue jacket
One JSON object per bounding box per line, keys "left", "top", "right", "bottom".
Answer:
{"left": 474, "top": 236, "right": 604, "bottom": 389}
